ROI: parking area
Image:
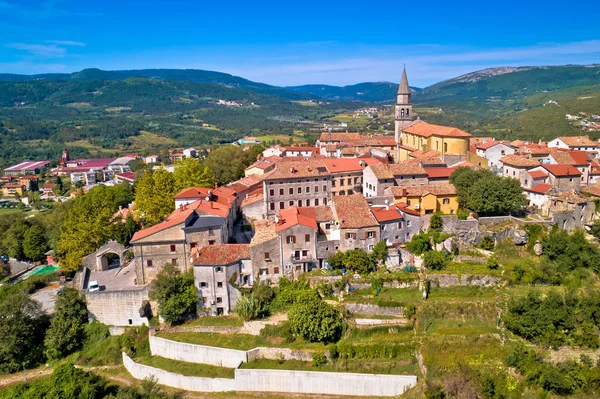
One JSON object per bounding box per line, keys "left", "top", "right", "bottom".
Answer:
{"left": 31, "top": 282, "right": 62, "bottom": 313}
{"left": 87, "top": 263, "right": 137, "bottom": 292}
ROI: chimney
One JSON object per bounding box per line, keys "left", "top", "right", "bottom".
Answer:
{"left": 385, "top": 199, "right": 389, "bottom": 210}
{"left": 179, "top": 204, "right": 184, "bottom": 211}
{"left": 274, "top": 215, "right": 279, "bottom": 223}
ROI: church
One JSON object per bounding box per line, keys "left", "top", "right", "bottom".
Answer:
{"left": 394, "top": 68, "right": 472, "bottom": 163}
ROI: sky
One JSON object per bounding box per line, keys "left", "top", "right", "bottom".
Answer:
{"left": 0, "top": 0, "right": 599, "bottom": 87}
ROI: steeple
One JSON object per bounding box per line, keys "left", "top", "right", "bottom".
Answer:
{"left": 398, "top": 67, "right": 411, "bottom": 95}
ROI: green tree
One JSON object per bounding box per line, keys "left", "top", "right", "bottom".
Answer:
{"left": 326, "top": 251, "right": 345, "bottom": 270}
{"left": 44, "top": 288, "right": 88, "bottom": 360}
{"left": 205, "top": 146, "right": 247, "bottom": 185}
{"left": 114, "top": 214, "right": 140, "bottom": 246}
{"left": 2, "top": 218, "right": 29, "bottom": 259}
{"left": 135, "top": 169, "right": 176, "bottom": 227}
{"left": 23, "top": 222, "right": 48, "bottom": 262}
{"left": 372, "top": 241, "right": 388, "bottom": 263}
{"left": 480, "top": 235, "right": 495, "bottom": 251}
{"left": 429, "top": 213, "right": 443, "bottom": 232}
{"left": 423, "top": 250, "right": 448, "bottom": 271}
{"left": 149, "top": 264, "right": 197, "bottom": 324}
{"left": 234, "top": 295, "right": 261, "bottom": 321}
{"left": 173, "top": 158, "right": 214, "bottom": 191}
{"left": 486, "top": 256, "right": 499, "bottom": 270}
{"left": 288, "top": 294, "right": 344, "bottom": 343}
{"left": 0, "top": 290, "right": 49, "bottom": 373}
{"left": 406, "top": 231, "right": 431, "bottom": 255}
{"left": 590, "top": 219, "right": 600, "bottom": 240}
{"left": 343, "top": 248, "right": 373, "bottom": 275}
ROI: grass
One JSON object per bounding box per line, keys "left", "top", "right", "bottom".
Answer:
{"left": 0, "top": 207, "right": 24, "bottom": 215}
{"left": 134, "top": 356, "right": 235, "bottom": 378}
{"left": 431, "top": 261, "right": 502, "bottom": 277}
{"left": 239, "top": 358, "right": 419, "bottom": 376}
{"left": 183, "top": 315, "right": 243, "bottom": 327}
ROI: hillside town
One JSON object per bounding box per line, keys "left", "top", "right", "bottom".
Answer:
{"left": 3, "top": 68, "right": 600, "bottom": 398}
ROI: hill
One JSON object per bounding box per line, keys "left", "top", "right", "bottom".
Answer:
{"left": 0, "top": 68, "right": 316, "bottom": 101}
{"left": 287, "top": 82, "right": 421, "bottom": 102}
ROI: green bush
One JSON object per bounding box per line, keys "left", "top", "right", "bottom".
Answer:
{"left": 428, "top": 213, "right": 443, "bottom": 232}
{"left": 234, "top": 295, "right": 261, "bottom": 321}
{"left": 480, "top": 235, "right": 495, "bottom": 251}
{"left": 288, "top": 294, "right": 344, "bottom": 343}
{"left": 486, "top": 256, "right": 499, "bottom": 270}
{"left": 406, "top": 232, "right": 431, "bottom": 255}
{"left": 423, "top": 250, "right": 448, "bottom": 271}
{"left": 328, "top": 344, "right": 339, "bottom": 360}
{"left": 403, "top": 304, "right": 416, "bottom": 319}
{"left": 311, "top": 352, "right": 328, "bottom": 367}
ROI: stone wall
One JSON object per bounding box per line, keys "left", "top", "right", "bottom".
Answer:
{"left": 344, "top": 302, "right": 404, "bottom": 317}
{"left": 122, "top": 353, "right": 236, "bottom": 392}
{"left": 247, "top": 347, "right": 314, "bottom": 362}
{"left": 427, "top": 273, "right": 502, "bottom": 287}
{"left": 234, "top": 368, "right": 417, "bottom": 397}
{"left": 150, "top": 335, "right": 247, "bottom": 368}
{"left": 86, "top": 287, "right": 150, "bottom": 326}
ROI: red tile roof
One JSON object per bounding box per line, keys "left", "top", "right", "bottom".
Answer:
{"left": 525, "top": 183, "right": 553, "bottom": 194}
{"left": 409, "top": 149, "right": 441, "bottom": 159}
{"left": 332, "top": 195, "right": 379, "bottom": 228}
{"left": 369, "top": 163, "right": 427, "bottom": 179}
{"left": 4, "top": 160, "right": 49, "bottom": 171}
{"left": 425, "top": 167, "right": 455, "bottom": 179}
{"left": 275, "top": 207, "right": 318, "bottom": 232}
{"left": 319, "top": 132, "right": 361, "bottom": 142}
{"left": 192, "top": 244, "right": 250, "bottom": 265}
{"left": 542, "top": 164, "right": 582, "bottom": 177}
{"left": 241, "top": 189, "right": 263, "bottom": 207}
{"left": 550, "top": 150, "right": 590, "bottom": 166}
{"left": 390, "top": 184, "right": 457, "bottom": 197}
{"left": 582, "top": 184, "right": 600, "bottom": 197}
{"left": 500, "top": 155, "right": 540, "bottom": 167}
{"left": 116, "top": 172, "right": 136, "bottom": 181}
{"left": 263, "top": 159, "right": 329, "bottom": 180}
{"left": 173, "top": 186, "right": 236, "bottom": 208}
{"left": 557, "top": 136, "right": 598, "bottom": 147}
{"left": 402, "top": 121, "right": 471, "bottom": 138}
{"left": 527, "top": 170, "right": 548, "bottom": 179}
{"left": 322, "top": 158, "right": 381, "bottom": 173}
{"left": 371, "top": 206, "right": 403, "bottom": 223}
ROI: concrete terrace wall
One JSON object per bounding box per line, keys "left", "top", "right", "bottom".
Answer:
{"left": 86, "top": 287, "right": 149, "bottom": 326}
{"left": 150, "top": 335, "right": 247, "bottom": 368}
{"left": 427, "top": 273, "right": 502, "bottom": 287}
{"left": 123, "top": 353, "right": 417, "bottom": 397}
{"left": 122, "top": 353, "right": 236, "bottom": 392}
{"left": 235, "top": 368, "right": 416, "bottom": 397}
{"left": 344, "top": 303, "right": 404, "bottom": 317}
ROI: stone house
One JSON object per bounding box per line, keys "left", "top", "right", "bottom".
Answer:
{"left": 523, "top": 183, "right": 553, "bottom": 209}
{"left": 362, "top": 163, "right": 428, "bottom": 198}
{"left": 474, "top": 141, "right": 515, "bottom": 171}
{"left": 245, "top": 158, "right": 276, "bottom": 177}
{"left": 547, "top": 190, "right": 595, "bottom": 229}
{"left": 322, "top": 158, "right": 381, "bottom": 197}
{"left": 548, "top": 136, "right": 599, "bottom": 152}
{"left": 541, "top": 164, "right": 582, "bottom": 192}
{"left": 331, "top": 195, "right": 380, "bottom": 252}
{"left": 548, "top": 150, "right": 592, "bottom": 186}
{"left": 240, "top": 189, "right": 265, "bottom": 221}
{"left": 500, "top": 154, "right": 541, "bottom": 179}
{"left": 173, "top": 185, "right": 238, "bottom": 228}
{"left": 386, "top": 184, "right": 458, "bottom": 215}
{"left": 192, "top": 244, "right": 251, "bottom": 315}
{"left": 397, "top": 121, "right": 471, "bottom": 162}
{"left": 519, "top": 169, "right": 549, "bottom": 190}
{"left": 371, "top": 205, "right": 421, "bottom": 245}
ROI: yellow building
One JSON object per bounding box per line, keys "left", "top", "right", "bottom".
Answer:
{"left": 397, "top": 121, "right": 471, "bottom": 162}
{"left": 2, "top": 184, "right": 25, "bottom": 197}
{"left": 387, "top": 184, "right": 459, "bottom": 215}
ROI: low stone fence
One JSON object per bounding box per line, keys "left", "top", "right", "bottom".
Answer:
{"left": 354, "top": 318, "right": 408, "bottom": 327}
{"left": 247, "top": 347, "right": 313, "bottom": 362}
{"left": 162, "top": 318, "right": 284, "bottom": 336}
{"left": 150, "top": 335, "right": 247, "bottom": 368}
{"left": 427, "top": 273, "right": 502, "bottom": 287}
{"left": 549, "top": 347, "right": 600, "bottom": 364}
{"left": 123, "top": 353, "right": 417, "bottom": 396}
{"left": 455, "top": 255, "right": 487, "bottom": 264}
{"left": 344, "top": 302, "right": 404, "bottom": 317}
{"left": 122, "top": 353, "right": 236, "bottom": 392}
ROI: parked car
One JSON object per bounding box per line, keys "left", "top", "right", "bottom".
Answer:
{"left": 88, "top": 280, "right": 100, "bottom": 292}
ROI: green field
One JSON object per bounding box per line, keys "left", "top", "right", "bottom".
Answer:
{"left": 134, "top": 356, "right": 235, "bottom": 378}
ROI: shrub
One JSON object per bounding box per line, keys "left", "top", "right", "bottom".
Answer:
{"left": 423, "top": 250, "right": 448, "bottom": 271}
{"left": 372, "top": 241, "right": 388, "bottom": 263}
{"left": 288, "top": 295, "right": 344, "bottom": 343}
{"left": 403, "top": 304, "right": 416, "bottom": 319}
{"left": 429, "top": 213, "right": 443, "bottom": 232}
{"left": 327, "top": 251, "right": 345, "bottom": 270}
{"left": 311, "top": 352, "right": 328, "bottom": 367}
{"left": 328, "top": 344, "right": 339, "bottom": 360}
{"left": 406, "top": 232, "right": 431, "bottom": 255}
{"left": 480, "top": 235, "right": 495, "bottom": 251}
{"left": 343, "top": 248, "right": 374, "bottom": 275}
{"left": 149, "top": 264, "right": 197, "bottom": 324}
{"left": 234, "top": 295, "right": 261, "bottom": 321}
{"left": 252, "top": 282, "right": 274, "bottom": 304}
{"left": 486, "top": 256, "right": 499, "bottom": 270}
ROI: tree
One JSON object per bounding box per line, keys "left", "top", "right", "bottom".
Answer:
{"left": 205, "top": 146, "right": 247, "bottom": 185}
{"left": 343, "top": 248, "right": 373, "bottom": 275}
{"left": 0, "top": 290, "right": 49, "bottom": 373}
{"left": 423, "top": 250, "right": 448, "bottom": 271}
{"left": 406, "top": 232, "right": 431, "bottom": 256}
{"left": 2, "top": 218, "right": 29, "bottom": 259}
{"left": 23, "top": 222, "right": 48, "bottom": 262}
{"left": 327, "top": 251, "right": 345, "bottom": 270}
{"left": 149, "top": 264, "right": 197, "bottom": 324}
{"left": 486, "top": 256, "right": 499, "bottom": 270}
{"left": 288, "top": 293, "right": 344, "bottom": 343}
{"left": 114, "top": 214, "right": 139, "bottom": 246}
{"left": 480, "top": 235, "right": 495, "bottom": 251}
{"left": 429, "top": 213, "right": 443, "bottom": 232}
{"left": 173, "top": 158, "right": 214, "bottom": 191}
{"left": 134, "top": 169, "right": 176, "bottom": 227}
{"left": 234, "top": 295, "right": 261, "bottom": 321}
{"left": 589, "top": 219, "right": 600, "bottom": 240}
{"left": 44, "top": 288, "right": 88, "bottom": 360}
{"left": 372, "top": 241, "right": 388, "bottom": 264}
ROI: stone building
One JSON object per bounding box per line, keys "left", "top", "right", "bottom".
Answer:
{"left": 371, "top": 205, "right": 421, "bottom": 245}
{"left": 394, "top": 67, "right": 413, "bottom": 135}
{"left": 547, "top": 190, "right": 595, "bottom": 229}
{"left": 322, "top": 158, "right": 381, "bottom": 197}
{"left": 500, "top": 154, "right": 540, "bottom": 179}
{"left": 192, "top": 244, "right": 251, "bottom": 315}
{"left": 548, "top": 136, "right": 600, "bottom": 152}
{"left": 386, "top": 184, "right": 458, "bottom": 215}
{"left": 331, "top": 195, "right": 380, "bottom": 252}
{"left": 362, "top": 163, "right": 428, "bottom": 198}
{"left": 540, "top": 164, "right": 582, "bottom": 193}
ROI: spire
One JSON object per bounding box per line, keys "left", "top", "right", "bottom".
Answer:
{"left": 398, "top": 67, "right": 410, "bottom": 95}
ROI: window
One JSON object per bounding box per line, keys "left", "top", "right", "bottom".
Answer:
{"left": 279, "top": 202, "right": 284, "bottom": 209}
{"left": 348, "top": 190, "right": 353, "bottom": 195}
{"left": 259, "top": 268, "right": 268, "bottom": 276}
{"left": 332, "top": 180, "right": 336, "bottom": 187}
{"left": 306, "top": 186, "right": 310, "bottom": 193}
{"left": 199, "top": 282, "right": 208, "bottom": 288}
{"left": 305, "top": 234, "right": 311, "bottom": 242}
{"left": 398, "top": 221, "right": 403, "bottom": 229}
{"left": 147, "top": 260, "right": 153, "bottom": 267}
{"left": 443, "top": 198, "right": 450, "bottom": 204}
{"left": 297, "top": 187, "right": 302, "bottom": 194}
{"left": 170, "top": 244, "right": 176, "bottom": 252}
{"left": 190, "top": 243, "right": 196, "bottom": 249}
{"left": 270, "top": 202, "right": 275, "bottom": 211}
{"left": 264, "top": 252, "right": 271, "bottom": 260}
{"left": 323, "top": 185, "right": 327, "bottom": 192}
{"left": 306, "top": 199, "right": 310, "bottom": 207}
{"left": 302, "top": 250, "right": 308, "bottom": 257}
{"left": 315, "top": 199, "right": 319, "bottom": 206}
{"left": 407, "top": 220, "right": 412, "bottom": 227}
{"left": 216, "top": 297, "right": 223, "bottom": 304}
{"left": 347, "top": 178, "right": 352, "bottom": 185}
{"left": 444, "top": 143, "right": 448, "bottom": 153}
{"left": 269, "top": 189, "right": 274, "bottom": 196}
{"left": 208, "top": 240, "right": 215, "bottom": 246}
{"left": 287, "top": 235, "right": 296, "bottom": 244}
{"left": 289, "top": 201, "right": 295, "bottom": 206}
{"left": 289, "top": 188, "right": 294, "bottom": 195}
{"left": 298, "top": 200, "right": 303, "bottom": 207}
{"left": 294, "top": 250, "right": 300, "bottom": 259}
{"left": 367, "top": 231, "right": 375, "bottom": 238}
{"left": 217, "top": 282, "right": 223, "bottom": 288}
{"left": 346, "top": 232, "right": 356, "bottom": 239}
{"left": 215, "top": 266, "right": 223, "bottom": 273}
{"left": 368, "top": 245, "right": 374, "bottom": 251}
{"left": 407, "top": 199, "right": 411, "bottom": 206}
{"left": 325, "top": 223, "right": 331, "bottom": 230}
{"left": 315, "top": 186, "right": 319, "bottom": 193}
{"left": 208, "top": 228, "right": 214, "bottom": 236}
{"left": 273, "top": 266, "right": 280, "bottom": 274}
{"left": 279, "top": 188, "right": 284, "bottom": 195}
{"left": 323, "top": 198, "right": 327, "bottom": 205}
{"left": 171, "top": 258, "right": 177, "bottom": 266}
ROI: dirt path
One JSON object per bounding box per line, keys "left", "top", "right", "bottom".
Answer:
{"left": 0, "top": 364, "right": 123, "bottom": 389}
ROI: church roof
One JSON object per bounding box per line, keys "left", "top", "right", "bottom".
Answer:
{"left": 398, "top": 68, "right": 411, "bottom": 95}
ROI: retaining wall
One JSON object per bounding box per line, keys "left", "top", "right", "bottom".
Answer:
{"left": 86, "top": 287, "right": 150, "bottom": 326}
{"left": 247, "top": 347, "right": 313, "bottom": 362}
{"left": 427, "top": 273, "right": 502, "bottom": 287}
{"left": 344, "top": 302, "right": 404, "bottom": 317}
{"left": 122, "top": 353, "right": 236, "bottom": 392}
{"left": 150, "top": 335, "right": 247, "bottom": 368}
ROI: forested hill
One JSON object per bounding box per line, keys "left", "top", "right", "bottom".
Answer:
{"left": 286, "top": 82, "right": 421, "bottom": 102}
{"left": 0, "top": 68, "right": 316, "bottom": 101}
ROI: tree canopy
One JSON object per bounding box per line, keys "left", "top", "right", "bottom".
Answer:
{"left": 44, "top": 288, "right": 88, "bottom": 360}
{"left": 288, "top": 293, "right": 344, "bottom": 343}
{"left": 134, "top": 169, "right": 176, "bottom": 227}
{"left": 173, "top": 157, "right": 214, "bottom": 191}
{"left": 149, "top": 264, "right": 197, "bottom": 324}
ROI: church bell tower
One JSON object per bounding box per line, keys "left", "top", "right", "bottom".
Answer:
{"left": 394, "top": 67, "right": 413, "bottom": 144}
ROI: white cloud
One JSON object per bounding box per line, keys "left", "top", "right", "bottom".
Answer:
{"left": 6, "top": 43, "right": 66, "bottom": 57}
{"left": 45, "top": 40, "right": 86, "bottom": 47}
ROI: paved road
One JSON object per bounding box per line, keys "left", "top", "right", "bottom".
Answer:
{"left": 30, "top": 284, "right": 61, "bottom": 313}
{"left": 87, "top": 263, "right": 137, "bottom": 291}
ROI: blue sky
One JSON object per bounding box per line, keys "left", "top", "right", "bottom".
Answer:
{"left": 1, "top": 0, "right": 599, "bottom": 87}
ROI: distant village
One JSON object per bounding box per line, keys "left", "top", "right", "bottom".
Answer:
{"left": 3, "top": 69, "right": 600, "bottom": 324}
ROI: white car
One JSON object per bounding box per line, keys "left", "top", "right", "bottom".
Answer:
{"left": 88, "top": 280, "right": 100, "bottom": 292}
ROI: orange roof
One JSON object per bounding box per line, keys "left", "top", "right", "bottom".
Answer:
{"left": 542, "top": 164, "right": 582, "bottom": 177}
{"left": 500, "top": 155, "right": 540, "bottom": 168}
{"left": 356, "top": 136, "right": 397, "bottom": 147}
{"left": 251, "top": 219, "right": 278, "bottom": 246}
{"left": 402, "top": 121, "right": 471, "bottom": 138}
{"left": 263, "top": 159, "right": 329, "bottom": 180}
{"left": 557, "top": 136, "right": 598, "bottom": 147}
{"left": 525, "top": 183, "right": 553, "bottom": 194}
{"left": 582, "top": 184, "right": 600, "bottom": 197}
{"left": 527, "top": 170, "right": 548, "bottom": 179}
{"left": 173, "top": 186, "right": 236, "bottom": 208}
{"left": 425, "top": 167, "right": 455, "bottom": 179}
{"left": 192, "top": 244, "right": 250, "bottom": 265}
{"left": 319, "top": 132, "right": 361, "bottom": 142}
{"left": 371, "top": 206, "right": 403, "bottom": 223}
{"left": 369, "top": 163, "right": 427, "bottom": 180}
{"left": 390, "top": 184, "right": 457, "bottom": 197}
{"left": 322, "top": 158, "right": 381, "bottom": 173}
{"left": 276, "top": 207, "right": 318, "bottom": 232}
{"left": 409, "top": 149, "right": 441, "bottom": 159}
{"left": 550, "top": 150, "right": 590, "bottom": 166}
{"left": 333, "top": 195, "right": 378, "bottom": 228}
{"left": 591, "top": 161, "right": 600, "bottom": 175}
